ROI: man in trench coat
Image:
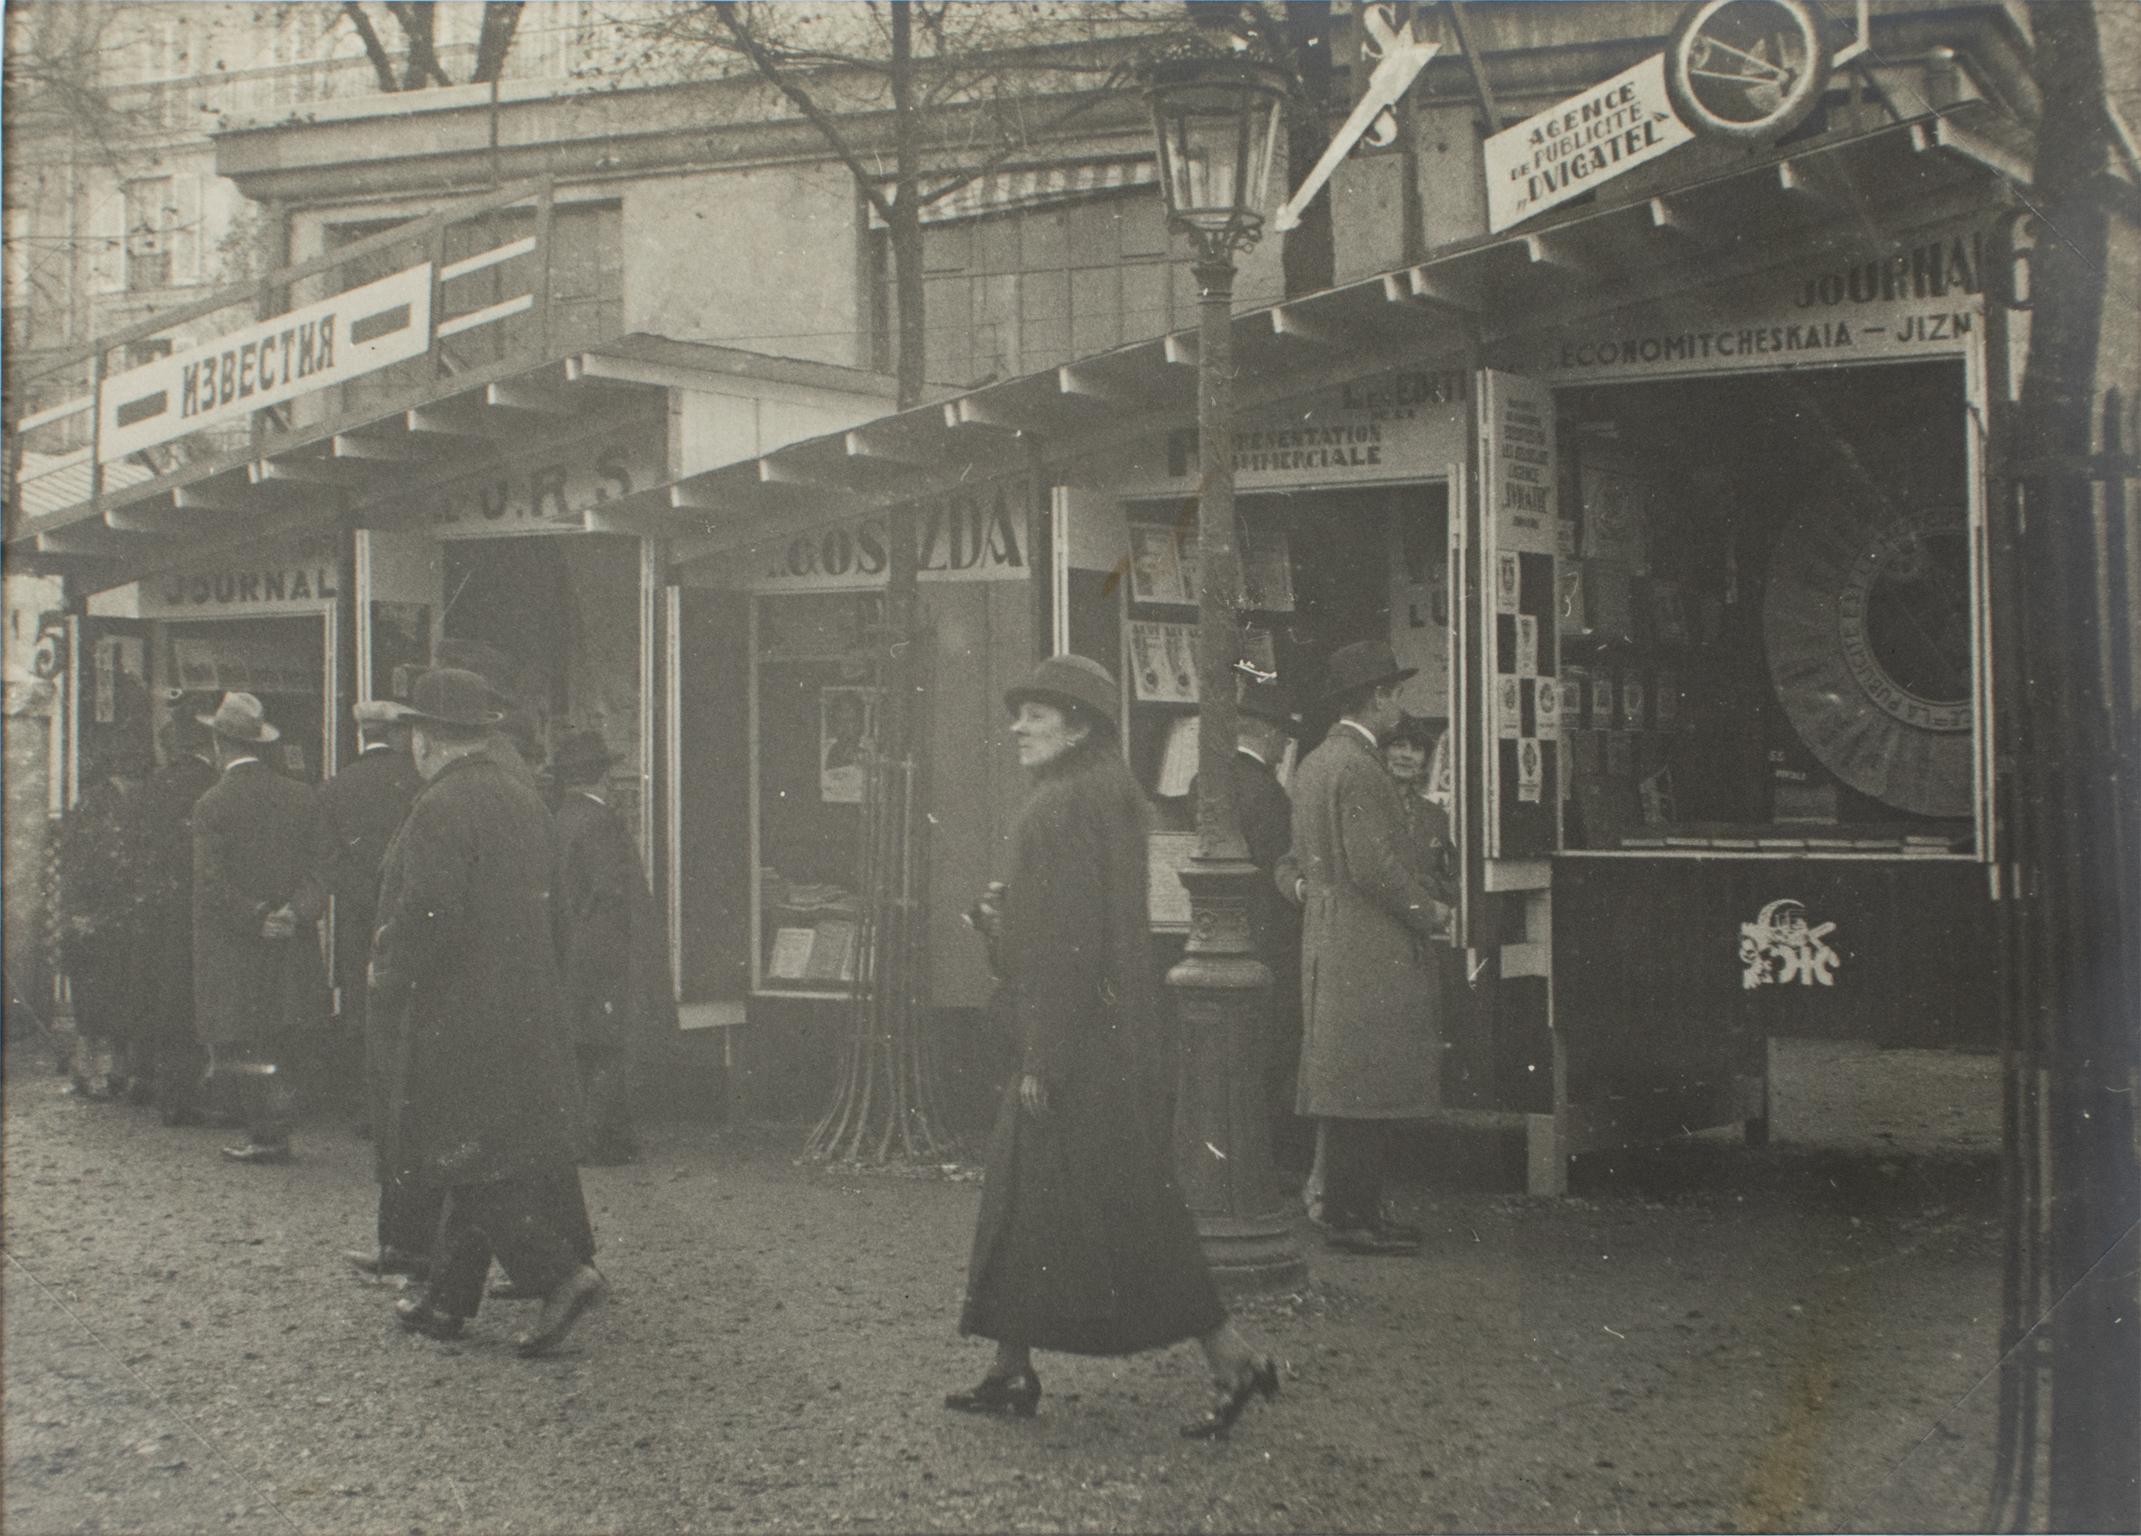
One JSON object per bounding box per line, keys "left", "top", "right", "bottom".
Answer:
{"left": 192, "top": 693, "right": 330, "bottom": 1163}
{"left": 1289, "top": 641, "right": 1454, "bottom": 1255}
{"left": 137, "top": 699, "right": 218, "bottom": 1123}
{"left": 375, "top": 668, "right": 606, "bottom": 1355}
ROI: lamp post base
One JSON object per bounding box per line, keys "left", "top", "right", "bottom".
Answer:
{"left": 1169, "top": 854, "right": 1307, "bottom": 1295}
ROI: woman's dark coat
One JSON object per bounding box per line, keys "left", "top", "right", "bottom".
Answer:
{"left": 960, "top": 741, "right": 1223, "bottom": 1357}
{"left": 551, "top": 792, "right": 677, "bottom": 1049}
{"left": 136, "top": 753, "right": 217, "bottom": 1039}
{"left": 371, "top": 752, "right": 581, "bottom": 1189}
{"left": 62, "top": 776, "right": 152, "bottom": 1044}
{"left": 191, "top": 760, "right": 329, "bottom": 1052}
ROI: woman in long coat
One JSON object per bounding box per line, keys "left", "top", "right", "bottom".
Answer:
{"left": 949, "top": 654, "right": 1279, "bottom": 1438}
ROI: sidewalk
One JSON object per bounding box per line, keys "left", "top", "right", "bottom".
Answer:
{"left": 4, "top": 1035, "right": 2006, "bottom": 1533}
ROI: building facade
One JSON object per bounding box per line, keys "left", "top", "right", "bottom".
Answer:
{"left": 6, "top": 1, "right": 2063, "bottom": 1177}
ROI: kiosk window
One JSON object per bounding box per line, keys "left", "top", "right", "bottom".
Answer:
{"left": 1555, "top": 361, "right": 1977, "bottom": 856}
{"left": 753, "top": 592, "right": 881, "bottom": 991}
{"left": 1120, "top": 485, "right": 1450, "bottom": 806}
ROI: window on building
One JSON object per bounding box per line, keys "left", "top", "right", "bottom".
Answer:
{"left": 875, "top": 189, "right": 1185, "bottom": 391}
{"left": 123, "top": 177, "right": 174, "bottom": 292}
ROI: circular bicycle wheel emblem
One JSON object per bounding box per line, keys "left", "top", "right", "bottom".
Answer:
{"left": 1666, "top": 0, "right": 1832, "bottom": 142}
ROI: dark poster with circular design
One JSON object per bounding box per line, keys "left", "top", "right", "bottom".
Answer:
{"left": 1762, "top": 501, "right": 1973, "bottom": 818}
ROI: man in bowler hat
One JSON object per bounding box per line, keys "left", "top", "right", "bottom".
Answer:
{"left": 191, "top": 692, "right": 330, "bottom": 1163}
{"left": 1288, "top": 642, "right": 1454, "bottom": 1255}
{"left": 375, "top": 669, "right": 605, "bottom": 1354}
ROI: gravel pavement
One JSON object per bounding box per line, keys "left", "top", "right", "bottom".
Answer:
{"left": 5, "top": 1034, "right": 2008, "bottom": 1534}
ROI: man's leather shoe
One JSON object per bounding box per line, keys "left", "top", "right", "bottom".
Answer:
{"left": 393, "top": 1296, "right": 464, "bottom": 1340}
{"left": 514, "top": 1266, "right": 608, "bottom": 1357}
{"left": 346, "top": 1248, "right": 427, "bottom": 1281}
{"left": 221, "top": 1142, "right": 292, "bottom": 1165}
{"left": 1326, "top": 1225, "right": 1420, "bottom": 1256}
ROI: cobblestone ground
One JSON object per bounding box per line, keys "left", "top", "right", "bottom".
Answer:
{"left": 5, "top": 1033, "right": 2007, "bottom": 1534}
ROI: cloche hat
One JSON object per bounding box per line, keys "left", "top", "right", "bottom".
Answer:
{"left": 1003, "top": 654, "right": 1119, "bottom": 731}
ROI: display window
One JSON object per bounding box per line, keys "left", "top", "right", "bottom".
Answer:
{"left": 1118, "top": 484, "right": 1452, "bottom": 808}
{"left": 439, "top": 533, "right": 644, "bottom": 817}
{"left": 750, "top": 591, "right": 882, "bottom": 994}
{"left": 155, "top": 616, "right": 329, "bottom": 781}
{"left": 1552, "top": 359, "right": 1978, "bottom": 856}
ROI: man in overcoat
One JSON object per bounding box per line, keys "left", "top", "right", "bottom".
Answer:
{"left": 375, "top": 668, "right": 606, "bottom": 1355}
{"left": 549, "top": 730, "right": 673, "bottom": 1166}
{"left": 192, "top": 693, "right": 330, "bottom": 1164}
{"left": 1289, "top": 641, "right": 1454, "bottom": 1255}
{"left": 136, "top": 698, "right": 218, "bottom": 1123}
{"left": 61, "top": 739, "right": 151, "bottom": 1101}
{"left": 427, "top": 638, "right": 596, "bottom": 1277}
{"left": 322, "top": 701, "right": 427, "bottom": 1278}
{"left": 1188, "top": 676, "right": 1309, "bottom": 1168}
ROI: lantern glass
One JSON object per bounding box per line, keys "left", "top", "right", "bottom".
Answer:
{"left": 1146, "top": 60, "right": 1289, "bottom": 238}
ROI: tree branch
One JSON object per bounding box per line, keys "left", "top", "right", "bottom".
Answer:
{"left": 471, "top": 0, "right": 525, "bottom": 86}
{"left": 916, "top": 73, "right": 1130, "bottom": 208}
{"left": 338, "top": 1, "right": 402, "bottom": 92}
{"left": 711, "top": 1, "right": 899, "bottom": 224}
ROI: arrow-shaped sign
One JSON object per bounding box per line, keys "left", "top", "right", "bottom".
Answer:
{"left": 1273, "top": 5, "right": 1439, "bottom": 234}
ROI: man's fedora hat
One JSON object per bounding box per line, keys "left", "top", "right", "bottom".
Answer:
{"left": 1320, "top": 640, "right": 1417, "bottom": 704}
{"left": 398, "top": 668, "right": 505, "bottom": 731}
{"left": 1236, "top": 674, "right": 1300, "bottom": 733}
{"left": 550, "top": 729, "right": 614, "bottom": 786}
{"left": 352, "top": 698, "right": 413, "bottom": 728}
{"left": 196, "top": 692, "right": 280, "bottom": 744}
{"left": 1004, "top": 654, "right": 1120, "bottom": 731}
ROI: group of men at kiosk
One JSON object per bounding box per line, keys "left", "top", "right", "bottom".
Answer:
{"left": 55, "top": 640, "right": 667, "bottom": 1358}
{"left": 1219, "top": 640, "right": 1457, "bottom": 1258}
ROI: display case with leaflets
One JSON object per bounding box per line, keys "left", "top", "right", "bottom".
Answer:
{"left": 751, "top": 591, "right": 880, "bottom": 995}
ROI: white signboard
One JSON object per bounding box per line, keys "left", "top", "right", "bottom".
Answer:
{"left": 139, "top": 531, "right": 343, "bottom": 617}
{"left": 747, "top": 478, "right": 1034, "bottom": 592}
{"left": 98, "top": 265, "right": 434, "bottom": 463}
{"left": 1515, "top": 229, "right": 1988, "bottom": 382}
{"left": 1147, "top": 366, "right": 1468, "bottom": 492}
{"left": 1485, "top": 54, "right": 1694, "bottom": 234}
{"left": 397, "top": 427, "right": 665, "bottom": 539}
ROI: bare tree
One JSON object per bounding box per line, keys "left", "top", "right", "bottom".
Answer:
{"left": 2, "top": 3, "right": 152, "bottom": 174}
{"left": 332, "top": 0, "right": 526, "bottom": 93}
{"left": 621, "top": 1, "right": 1169, "bottom": 409}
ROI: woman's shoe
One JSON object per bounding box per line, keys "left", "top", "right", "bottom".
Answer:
{"left": 1181, "top": 1355, "right": 1280, "bottom": 1439}
{"left": 943, "top": 1366, "right": 1041, "bottom": 1418}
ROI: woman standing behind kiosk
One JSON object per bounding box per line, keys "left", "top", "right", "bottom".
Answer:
{"left": 949, "top": 654, "right": 1280, "bottom": 1439}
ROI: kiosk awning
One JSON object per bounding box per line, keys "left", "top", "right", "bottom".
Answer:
{"left": 597, "top": 103, "right": 2023, "bottom": 564}
{"left": 7, "top": 334, "right": 898, "bottom": 596}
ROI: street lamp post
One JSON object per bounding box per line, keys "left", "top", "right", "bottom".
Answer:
{"left": 1142, "top": 37, "right": 1304, "bottom": 1292}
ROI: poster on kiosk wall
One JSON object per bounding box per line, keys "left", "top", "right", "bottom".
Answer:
{"left": 1477, "top": 370, "right": 1560, "bottom": 861}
